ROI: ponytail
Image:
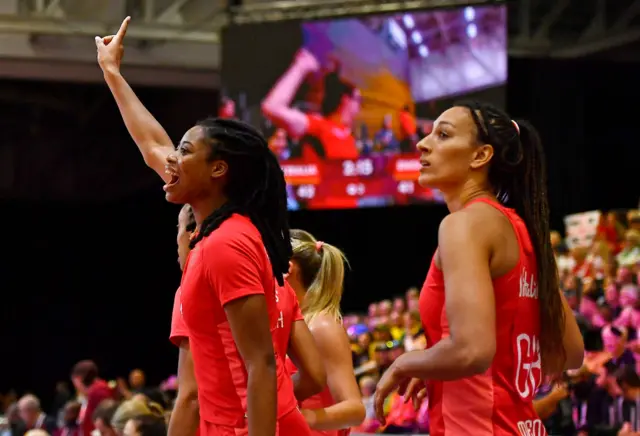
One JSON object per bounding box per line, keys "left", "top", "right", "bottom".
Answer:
{"left": 458, "top": 101, "right": 565, "bottom": 374}
{"left": 515, "top": 120, "right": 565, "bottom": 374}
{"left": 290, "top": 229, "right": 348, "bottom": 324}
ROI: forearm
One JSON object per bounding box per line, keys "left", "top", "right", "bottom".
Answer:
{"left": 395, "top": 338, "right": 488, "bottom": 381}
{"left": 262, "top": 66, "right": 307, "bottom": 112}
{"left": 168, "top": 395, "right": 199, "bottom": 436}
{"left": 304, "top": 400, "right": 365, "bottom": 431}
{"left": 103, "top": 70, "right": 173, "bottom": 167}
{"left": 533, "top": 394, "right": 562, "bottom": 420}
{"left": 247, "top": 363, "right": 277, "bottom": 436}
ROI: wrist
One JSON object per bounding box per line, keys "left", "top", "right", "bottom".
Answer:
{"left": 103, "top": 67, "right": 122, "bottom": 80}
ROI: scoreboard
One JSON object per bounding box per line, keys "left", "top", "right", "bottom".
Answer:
{"left": 280, "top": 153, "right": 439, "bottom": 209}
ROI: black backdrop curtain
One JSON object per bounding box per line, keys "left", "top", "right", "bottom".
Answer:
{"left": 0, "top": 57, "right": 637, "bottom": 400}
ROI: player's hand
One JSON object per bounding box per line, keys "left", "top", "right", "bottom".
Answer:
{"left": 294, "top": 48, "right": 320, "bottom": 74}
{"left": 373, "top": 363, "right": 409, "bottom": 425}
{"left": 399, "top": 377, "right": 426, "bottom": 409}
{"left": 95, "top": 16, "right": 131, "bottom": 74}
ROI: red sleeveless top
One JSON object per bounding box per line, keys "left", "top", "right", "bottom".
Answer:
{"left": 419, "top": 198, "right": 546, "bottom": 436}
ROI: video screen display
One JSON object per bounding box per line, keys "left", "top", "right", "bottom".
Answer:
{"left": 221, "top": 5, "right": 507, "bottom": 210}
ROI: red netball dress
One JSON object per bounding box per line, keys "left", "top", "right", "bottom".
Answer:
{"left": 419, "top": 198, "right": 546, "bottom": 436}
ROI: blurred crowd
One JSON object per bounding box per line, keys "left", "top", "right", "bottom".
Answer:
{"left": 1, "top": 209, "right": 639, "bottom": 436}
{"left": 0, "top": 362, "right": 173, "bottom": 436}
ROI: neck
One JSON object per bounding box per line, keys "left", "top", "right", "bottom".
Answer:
{"left": 190, "top": 195, "right": 228, "bottom": 230}
{"left": 441, "top": 181, "right": 496, "bottom": 213}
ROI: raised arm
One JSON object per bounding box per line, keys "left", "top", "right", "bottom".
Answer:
{"left": 261, "top": 49, "right": 318, "bottom": 138}
{"left": 288, "top": 319, "right": 326, "bottom": 402}
{"left": 95, "top": 17, "right": 175, "bottom": 183}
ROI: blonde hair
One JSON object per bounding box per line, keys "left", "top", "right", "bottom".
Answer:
{"left": 111, "top": 399, "right": 164, "bottom": 432}
{"left": 290, "top": 229, "right": 348, "bottom": 324}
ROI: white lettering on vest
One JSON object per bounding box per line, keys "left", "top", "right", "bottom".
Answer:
{"left": 519, "top": 267, "right": 539, "bottom": 299}
{"left": 517, "top": 419, "right": 545, "bottom": 436}
{"left": 515, "top": 333, "right": 542, "bottom": 399}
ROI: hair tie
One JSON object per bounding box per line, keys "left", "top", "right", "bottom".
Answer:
{"left": 511, "top": 120, "right": 520, "bottom": 135}
{"left": 315, "top": 241, "right": 324, "bottom": 252}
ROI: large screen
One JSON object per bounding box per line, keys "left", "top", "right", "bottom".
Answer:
{"left": 222, "top": 5, "right": 507, "bottom": 210}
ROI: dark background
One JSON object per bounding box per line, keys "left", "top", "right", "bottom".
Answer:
{"left": 0, "top": 56, "right": 638, "bottom": 406}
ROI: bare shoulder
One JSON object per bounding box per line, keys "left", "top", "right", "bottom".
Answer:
{"left": 439, "top": 202, "right": 506, "bottom": 244}
{"left": 309, "top": 313, "right": 348, "bottom": 345}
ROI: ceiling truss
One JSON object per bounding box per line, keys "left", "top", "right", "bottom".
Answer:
{"left": 0, "top": 0, "right": 636, "bottom": 59}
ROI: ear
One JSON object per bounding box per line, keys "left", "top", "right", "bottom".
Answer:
{"left": 470, "top": 144, "right": 494, "bottom": 169}
{"left": 210, "top": 160, "right": 228, "bottom": 179}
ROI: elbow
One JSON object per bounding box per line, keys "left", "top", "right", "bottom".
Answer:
{"left": 565, "top": 343, "right": 585, "bottom": 371}
{"left": 351, "top": 402, "right": 366, "bottom": 427}
{"left": 261, "top": 101, "right": 276, "bottom": 119}
{"left": 461, "top": 343, "right": 496, "bottom": 375}
{"left": 176, "top": 388, "right": 199, "bottom": 412}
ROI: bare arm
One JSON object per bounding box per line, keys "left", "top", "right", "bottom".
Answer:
{"left": 225, "top": 295, "right": 277, "bottom": 436}
{"left": 103, "top": 72, "right": 175, "bottom": 181}
{"left": 394, "top": 211, "right": 496, "bottom": 380}
{"left": 261, "top": 50, "right": 317, "bottom": 138}
{"left": 168, "top": 341, "right": 199, "bottom": 436}
{"left": 288, "top": 320, "right": 326, "bottom": 402}
{"left": 533, "top": 385, "right": 568, "bottom": 420}
{"left": 96, "top": 17, "right": 174, "bottom": 182}
{"left": 561, "top": 292, "right": 585, "bottom": 370}
{"left": 303, "top": 316, "right": 365, "bottom": 430}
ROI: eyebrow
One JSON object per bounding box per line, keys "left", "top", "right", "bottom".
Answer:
{"left": 437, "top": 121, "right": 455, "bottom": 128}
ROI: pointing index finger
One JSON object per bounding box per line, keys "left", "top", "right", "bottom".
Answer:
{"left": 113, "top": 16, "right": 131, "bottom": 43}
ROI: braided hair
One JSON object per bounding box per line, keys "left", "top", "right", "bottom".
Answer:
{"left": 456, "top": 100, "right": 565, "bottom": 374}
{"left": 188, "top": 118, "right": 292, "bottom": 286}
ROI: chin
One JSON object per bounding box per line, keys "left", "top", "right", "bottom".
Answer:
{"left": 165, "top": 191, "right": 188, "bottom": 205}
{"left": 418, "top": 173, "right": 437, "bottom": 188}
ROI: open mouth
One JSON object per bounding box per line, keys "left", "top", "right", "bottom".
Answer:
{"left": 163, "top": 171, "right": 180, "bottom": 191}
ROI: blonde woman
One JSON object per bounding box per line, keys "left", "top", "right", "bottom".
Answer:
{"left": 286, "top": 229, "right": 365, "bottom": 435}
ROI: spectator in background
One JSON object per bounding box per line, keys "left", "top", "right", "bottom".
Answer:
{"left": 373, "top": 115, "right": 399, "bottom": 153}
{"left": 618, "top": 230, "right": 640, "bottom": 267}
{"left": 54, "top": 401, "right": 80, "bottom": 436}
{"left": 17, "top": 395, "right": 57, "bottom": 436}
{"left": 111, "top": 400, "right": 164, "bottom": 436}
{"left": 128, "top": 371, "right": 145, "bottom": 396}
{"left": 92, "top": 400, "right": 118, "bottom": 436}
{"left": 217, "top": 97, "right": 236, "bottom": 119}
{"left": 70, "top": 360, "right": 114, "bottom": 436}
{"left": 50, "top": 383, "right": 72, "bottom": 421}
{"left": 122, "top": 415, "right": 166, "bottom": 436}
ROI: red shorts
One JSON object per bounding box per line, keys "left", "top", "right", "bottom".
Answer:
{"left": 199, "top": 409, "right": 309, "bottom": 436}
{"left": 278, "top": 408, "right": 311, "bottom": 436}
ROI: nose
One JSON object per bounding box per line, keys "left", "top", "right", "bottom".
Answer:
{"left": 416, "top": 137, "right": 430, "bottom": 153}
{"left": 166, "top": 152, "right": 177, "bottom": 164}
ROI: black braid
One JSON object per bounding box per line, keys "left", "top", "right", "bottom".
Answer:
{"left": 455, "top": 100, "right": 565, "bottom": 374}
{"left": 188, "top": 118, "right": 292, "bottom": 286}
